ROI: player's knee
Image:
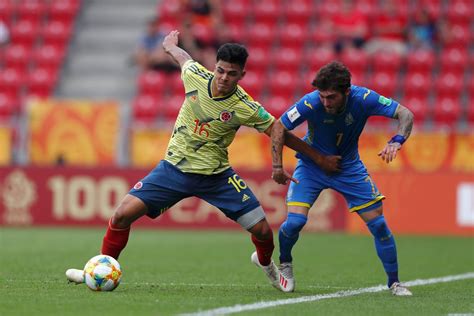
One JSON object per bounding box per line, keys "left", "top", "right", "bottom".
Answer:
{"left": 281, "top": 213, "right": 307, "bottom": 238}
{"left": 249, "top": 219, "right": 273, "bottom": 240}
{"left": 366, "top": 215, "right": 392, "bottom": 242}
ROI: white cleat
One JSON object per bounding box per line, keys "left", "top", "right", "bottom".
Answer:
{"left": 278, "top": 262, "right": 295, "bottom": 292}
{"left": 65, "top": 268, "right": 85, "bottom": 284}
{"left": 251, "top": 251, "right": 280, "bottom": 289}
{"left": 390, "top": 282, "right": 413, "bottom": 296}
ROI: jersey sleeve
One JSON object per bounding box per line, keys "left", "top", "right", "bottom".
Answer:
{"left": 362, "top": 89, "right": 400, "bottom": 118}
{"left": 244, "top": 104, "right": 275, "bottom": 133}
{"left": 280, "top": 95, "right": 314, "bottom": 131}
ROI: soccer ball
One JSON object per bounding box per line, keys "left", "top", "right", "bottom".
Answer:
{"left": 83, "top": 255, "right": 122, "bottom": 291}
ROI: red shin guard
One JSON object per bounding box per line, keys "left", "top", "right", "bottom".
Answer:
{"left": 101, "top": 219, "right": 130, "bottom": 259}
{"left": 251, "top": 233, "right": 274, "bottom": 266}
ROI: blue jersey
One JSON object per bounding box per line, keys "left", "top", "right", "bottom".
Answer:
{"left": 281, "top": 85, "right": 399, "bottom": 168}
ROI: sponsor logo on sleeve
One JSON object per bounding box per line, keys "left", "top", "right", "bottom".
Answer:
{"left": 378, "top": 95, "right": 392, "bottom": 106}
{"left": 363, "top": 89, "right": 371, "bottom": 99}
{"left": 133, "top": 181, "right": 143, "bottom": 190}
{"left": 287, "top": 107, "right": 301, "bottom": 123}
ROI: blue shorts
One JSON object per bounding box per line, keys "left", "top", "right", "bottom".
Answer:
{"left": 129, "top": 160, "right": 264, "bottom": 228}
{"left": 287, "top": 159, "right": 385, "bottom": 212}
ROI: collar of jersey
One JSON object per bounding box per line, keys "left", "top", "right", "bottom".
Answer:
{"left": 208, "top": 77, "right": 237, "bottom": 101}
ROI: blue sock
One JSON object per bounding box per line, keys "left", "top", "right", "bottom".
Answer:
{"left": 279, "top": 213, "right": 307, "bottom": 263}
{"left": 366, "top": 215, "right": 399, "bottom": 287}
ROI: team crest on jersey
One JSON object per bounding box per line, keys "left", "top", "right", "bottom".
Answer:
{"left": 133, "top": 181, "right": 143, "bottom": 190}
{"left": 219, "top": 110, "right": 233, "bottom": 122}
{"left": 345, "top": 113, "right": 354, "bottom": 126}
{"left": 186, "top": 90, "right": 199, "bottom": 104}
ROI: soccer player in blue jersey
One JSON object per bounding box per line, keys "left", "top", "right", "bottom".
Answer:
{"left": 271, "top": 61, "right": 414, "bottom": 296}
{"left": 65, "top": 30, "right": 341, "bottom": 289}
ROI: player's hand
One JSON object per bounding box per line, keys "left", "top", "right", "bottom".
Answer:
{"left": 378, "top": 142, "right": 401, "bottom": 163}
{"left": 318, "top": 155, "right": 342, "bottom": 174}
{"left": 272, "top": 168, "right": 299, "bottom": 185}
{"left": 162, "top": 30, "right": 179, "bottom": 51}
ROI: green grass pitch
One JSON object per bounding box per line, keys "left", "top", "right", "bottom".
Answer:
{"left": 1, "top": 228, "right": 473, "bottom": 315}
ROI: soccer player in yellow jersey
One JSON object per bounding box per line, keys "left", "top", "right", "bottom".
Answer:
{"left": 66, "top": 30, "right": 340, "bottom": 289}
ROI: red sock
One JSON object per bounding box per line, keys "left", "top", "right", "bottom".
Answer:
{"left": 101, "top": 219, "right": 130, "bottom": 259}
{"left": 251, "top": 233, "right": 274, "bottom": 266}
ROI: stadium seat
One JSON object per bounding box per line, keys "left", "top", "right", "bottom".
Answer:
{"left": 278, "top": 23, "right": 306, "bottom": 49}
{"left": 252, "top": 0, "right": 282, "bottom": 26}
{"left": 222, "top": 0, "right": 248, "bottom": 28}
{"left": 10, "top": 20, "right": 40, "bottom": 48}
{"left": 433, "top": 97, "right": 462, "bottom": 126}
{"left": 268, "top": 70, "right": 298, "bottom": 99}
{"left": 406, "top": 49, "right": 435, "bottom": 74}
{"left": 245, "top": 47, "right": 268, "bottom": 74}
{"left": 310, "top": 19, "right": 336, "bottom": 45}
{"left": 17, "top": 1, "right": 47, "bottom": 24}
{"left": 3, "top": 44, "right": 31, "bottom": 73}
{"left": 440, "top": 48, "right": 468, "bottom": 75}
{"left": 354, "top": 0, "right": 376, "bottom": 19}
{"left": 284, "top": 1, "right": 313, "bottom": 26}
{"left": 32, "top": 44, "right": 65, "bottom": 73}
{"left": 315, "top": 1, "right": 341, "bottom": 18}
{"left": 0, "top": 92, "right": 17, "bottom": 118}
{"left": 0, "top": 1, "right": 14, "bottom": 26}
{"left": 137, "top": 71, "right": 167, "bottom": 96}
{"left": 166, "top": 72, "right": 184, "bottom": 96}
{"left": 404, "top": 72, "right": 431, "bottom": 99}
{"left": 26, "top": 68, "right": 57, "bottom": 98}
{"left": 371, "top": 52, "right": 403, "bottom": 75}
{"left": 41, "top": 21, "right": 72, "bottom": 49}
{"left": 340, "top": 49, "right": 369, "bottom": 74}
{"left": 444, "top": 24, "right": 470, "bottom": 51}
{"left": 245, "top": 23, "right": 274, "bottom": 49}
{"left": 298, "top": 70, "right": 317, "bottom": 95}
{"left": 272, "top": 47, "right": 300, "bottom": 72}
{"left": 262, "top": 95, "right": 291, "bottom": 118}
{"left": 48, "top": 0, "right": 80, "bottom": 25}
{"left": 239, "top": 71, "right": 264, "bottom": 100}
{"left": 402, "top": 95, "right": 430, "bottom": 123}
{"left": 163, "top": 94, "right": 185, "bottom": 119}
{"left": 305, "top": 47, "right": 336, "bottom": 74}
{"left": 419, "top": 0, "right": 442, "bottom": 19}
{"left": 435, "top": 72, "right": 463, "bottom": 99}
{"left": 369, "top": 71, "right": 397, "bottom": 98}
{"left": 157, "top": 1, "right": 181, "bottom": 26}
{"left": 466, "top": 99, "right": 474, "bottom": 124}
{"left": 446, "top": 0, "right": 472, "bottom": 26}
{"left": 0, "top": 68, "right": 24, "bottom": 98}
{"left": 132, "top": 94, "right": 160, "bottom": 123}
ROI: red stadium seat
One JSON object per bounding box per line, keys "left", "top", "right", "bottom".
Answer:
{"left": 0, "top": 1, "right": 15, "bottom": 26}
{"left": 262, "top": 95, "right": 290, "bottom": 118}
{"left": 26, "top": 68, "right": 57, "bottom": 98}
{"left": 0, "top": 68, "right": 24, "bottom": 98}
{"left": 419, "top": 0, "right": 442, "bottom": 19}
{"left": 166, "top": 72, "right": 184, "bottom": 96}
{"left": 446, "top": 0, "right": 472, "bottom": 26}
{"left": 132, "top": 94, "right": 160, "bottom": 123}
{"left": 278, "top": 23, "right": 306, "bottom": 49}
{"left": 315, "top": 1, "right": 341, "bottom": 18}
{"left": 444, "top": 24, "right": 470, "bottom": 50}
{"left": 10, "top": 20, "right": 40, "bottom": 48}
{"left": 340, "top": 49, "right": 369, "bottom": 74}
{"left": 245, "top": 23, "right": 274, "bottom": 49}
{"left": 0, "top": 93, "right": 17, "bottom": 118}
{"left": 284, "top": 1, "right": 313, "bottom": 26}
{"left": 305, "top": 47, "right": 336, "bottom": 74}
{"left": 440, "top": 48, "right": 468, "bottom": 74}
{"left": 272, "top": 47, "right": 300, "bottom": 72}
{"left": 466, "top": 99, "right": 474, "bottom": 124}
{"left": 268, "top": 70, "right": 298, "bottom": 99}
{"left": 157, "top": 1, "right": 181, "bottom": 25}
{"left": 239, "top": 71, "right": 265, "bottom": 100}
{"left": 371, "top": 51, "right": 403, "bottom": 75}
{"left": 406, "top": 49, "right": 435, "bottom": 74}
{"left": 41, "top": 21, "right": 72, "bottom": 49}
{"left": 245, "top": 47, "right": 268, "bottom": 74}
{"left": 433, "top": 97, "right": 462, "bottom": 126}
{"left": 163, "top": 94, "right": 185, "bottom": 119}
{"left": 435, "top": 72, "right": 463, "bottom": 99}
{"left": 3, "top": 44, "right": 31, "bottom": 73}
{"left": 222, "top": 0, "right": 248, "bottom": 28}
{"left": 49, "top": 0, "right": 80, "bottom": 24}
{"left": 252, "top": 1, "right": 282, "bottom": 26}
{"left": 404, "top": 72, "right": 431, "bottom": 99}
{"left": 402, "top": 95, "right": 430, "bottom": 123}
{"left": 298, "top": 70, "right": 317, "bottom": 95}
{"left": 32, "top": 44, "right": 65, "bottom": 73}
{"left": 369, "top": 71, "right": 397, "bottom": 98}
{"left": 17, "top": 1, "right": 47, "bottom": 24}
{"left": 137, "top": 71, "right": 167, "bottom": 96}
{"left": 310, "top": 18, "right": 336, "bottom": 45}
{"left": 354, "top": 0, "right": 376, "bottom": 19}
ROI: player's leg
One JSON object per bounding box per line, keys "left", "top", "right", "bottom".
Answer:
{"left": 196, "top": 168, "right": 279, "bottom": 288}
{"left": 278, "top": 160, "right": 326, "bottom": 292}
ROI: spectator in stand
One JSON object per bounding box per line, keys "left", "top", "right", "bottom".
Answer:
{"left": 132, "top": 18, "right": 180, "bottom": 72}
{"left": 0, "top": 20, "right": 9, "bottom": 47}
{"left": 331, "top": 0, "right": 369, "bottom": 54}
{"left": 364, "top": 0, "right": 408, "bottom": 56}
{"left": 407, "top": 9, "right": 437, "bottom": 50}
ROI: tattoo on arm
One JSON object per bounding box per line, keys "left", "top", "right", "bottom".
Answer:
{"left": 395, "top": 105, "right": 414, "bottom": 139}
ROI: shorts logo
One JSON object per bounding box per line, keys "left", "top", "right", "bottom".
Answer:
{"left": 220, "top": 110, "right": 232, "bottom": 122}
{"left": 242, "top": 194, "right": 250, "bottom": 202}
{"left": 287, "top": 107, "right": 300, "bottom": 123}
{"left": 133, "top": 181, "right": 143, "bottom": 190}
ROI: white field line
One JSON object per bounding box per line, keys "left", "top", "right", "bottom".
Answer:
{"left": 181, "top": 272, "right": 474, "bottom": 316}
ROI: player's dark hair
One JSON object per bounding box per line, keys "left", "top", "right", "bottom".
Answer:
{"left": 312, "top": 61, "right": 352, "bottom": 93}
{"left": 216, "top": 43, "right": 249, "bottom": 69}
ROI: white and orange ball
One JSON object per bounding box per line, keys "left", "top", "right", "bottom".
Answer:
{"left": 83, "top": 255, "right": 122, "bottom": 291}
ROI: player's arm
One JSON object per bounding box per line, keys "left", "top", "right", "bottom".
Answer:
{"left": 378, "top": 104, "right": 414, "bottom": 163}
{"left": 162, "top": 30, "right": 192, "bottom": 69}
